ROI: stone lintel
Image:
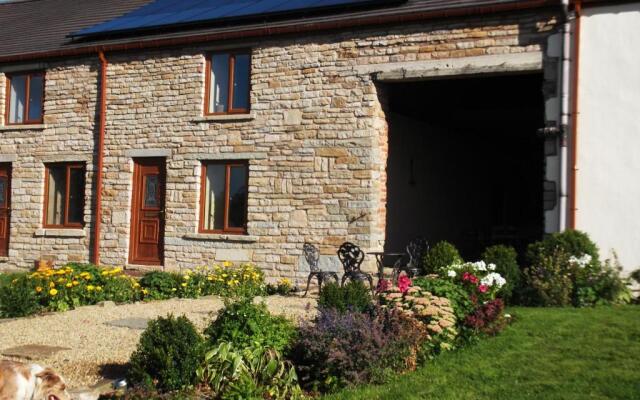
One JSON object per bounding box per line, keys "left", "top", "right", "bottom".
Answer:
{"left": 182, "top": 233, "right": 258, "bottom": 243}
{"left": 363, "top": 52, "right": 543, "bottom": 81}
{"left": 124, "top": 148, "right": 172, "bottom": 158}
{"left": 0, "top": 154, "right": 17, "bottom": 162}
{"left": 39, "top": 154, "right": 91, "bottom": 163}
{"left": 185, "top": 152, "right": 267, "bottom": 161}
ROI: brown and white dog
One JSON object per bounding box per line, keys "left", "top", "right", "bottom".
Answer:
{"left": 0, "top": 361, "right": 71, "bottom": 400}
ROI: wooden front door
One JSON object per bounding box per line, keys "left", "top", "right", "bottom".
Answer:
{"left": 129, "top": 158, "right": 165, "bottom": 265}
{"left": 0, "top": 165, "right": 10, "bottom": 257}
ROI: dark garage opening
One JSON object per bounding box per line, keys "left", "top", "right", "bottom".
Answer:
{"left": 383, "top": 73, "right": 545, "bottom": 260}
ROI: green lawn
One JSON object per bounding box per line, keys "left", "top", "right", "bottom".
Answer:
{"left": 327, "top": 306, "right": 640, "bottom": 400}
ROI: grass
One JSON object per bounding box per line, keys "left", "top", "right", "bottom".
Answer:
{"left": 327, "top": 306, "right": 640, "bottom": 400}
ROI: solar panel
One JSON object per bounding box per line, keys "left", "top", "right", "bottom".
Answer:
{"left": 71, "top": 0, "right": 405, "bottom": 38}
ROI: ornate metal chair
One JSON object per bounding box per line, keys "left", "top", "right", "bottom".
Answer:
{"left": 302, "top": 243, "right": 339, "bottom": 297}
{"left": 337, "top": 242, "right": 374, "bottom": 292}
{"left": 392, "top": 237, "right": 429, "bottom": 283}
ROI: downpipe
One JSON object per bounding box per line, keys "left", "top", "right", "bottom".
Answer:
{"left": 558, "top": 0, "right": 571, "bottom": 232}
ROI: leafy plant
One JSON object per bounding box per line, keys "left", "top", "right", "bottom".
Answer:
{"left": 128, "top": 315, "right": 205, "bottom": 392}
{"left": 139, "top": 271, "right": 179, "bottom": 300}
{"left": 523, "top": 247, "right": 573, "bottom": 306}
{"left": 204, "top": 299, "right": 296, "bottom": 353}
{"left": 196, "top": 342, "right": 304, "bottom": 400}
{"left": 317, "top": 281, "right": 372, "bottom": 313}
{"left": 423, "top": 241, "right": 462, "bottom": 274}
{"left": 631, "top": 269, "right": 640, "bottom": 285}
{"left": 572, "top": 252, "right": 632, "bottom": 307}
{"left": 266, "top": 278, "right": 294, "bottom": 296}
{"left": 526, "top": 230, "right": 599, "bottom": 269}
{"left": 464, "top": 298, "right": 506, "bottom": 335}
{"left": 290, "top": 307, "right": 427, "bottom": 392}
{"left": 0, "top": 273, "right": 41, "bottom": 318}
{"left": 482, "top": 245, "right": 520, "bottom": 302}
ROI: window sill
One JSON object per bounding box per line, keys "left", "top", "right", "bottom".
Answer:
{"left": 34, "top": 228, "right": 86, "bottom": 238}
{"left": 0, "top": 124, "right": 47, "bottom": 131}
{"left": 183, "top": 233, "right": 258, "bottom": 243}
{"left": 192, "top": 113, "right": 254, "bottom": 123}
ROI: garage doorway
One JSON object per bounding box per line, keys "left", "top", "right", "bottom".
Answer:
{"left": 383, "top": 73, "right": 545, "bottom": 259}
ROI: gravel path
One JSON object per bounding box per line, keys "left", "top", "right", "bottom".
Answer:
{"left": 0, "top": 294, "right": 317, "bottom": 389}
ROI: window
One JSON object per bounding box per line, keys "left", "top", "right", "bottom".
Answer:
{"left": 44, "top": 163, "right": 85, "bottom": 228}
{"left": 200, "top": 161, "right": 248, "bottom": 233}
{"left": 205, "top": 51, "right": 250, "bottom": 114}
{"left": 5, "top": 72, "right": 44, "bottom": 124}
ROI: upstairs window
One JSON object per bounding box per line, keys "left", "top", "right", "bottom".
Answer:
{"left": 205, "top": 51, "right": 250, "bottom": 114}
{"left": 6, "top": 72, "right": 44, "bottom": 124}
{"left": 199, "top": 161, "right": 248, "bottom": 234}
{"left": 44, "top": 163, "right": 85, "bottom": 228}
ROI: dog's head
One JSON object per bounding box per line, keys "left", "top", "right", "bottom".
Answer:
{"left": 35, "top": 369, "right": 71, "bottom": 400}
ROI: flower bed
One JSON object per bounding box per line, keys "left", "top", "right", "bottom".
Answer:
{"left": 0, "top": 262, "right": 269, "bottom": 319}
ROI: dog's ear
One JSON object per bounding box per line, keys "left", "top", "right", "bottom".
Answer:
{"left": 36, "top": 369, "right": 58, "bottom": 381}
{"left": 48, "top": 395, "right": 60, "bottom": 400}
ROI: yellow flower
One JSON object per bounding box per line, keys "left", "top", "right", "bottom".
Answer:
{"left": 87, "top": 285, "right": 95, "bottom": 291}
{"left": 207, "top": 276, "right": 213, "bottom": 281}
{"left": 66, "top": 283, "right": 73, "bottom": 288}
{"left": 96, "top": 286, "right": 103, "bottom": 292}
{"left": 183, "top": 275, "right": 190, "bottom": 281}
{"left": 181, "top": 283, "right": 187, "bottom": 287}
{"left": 35, "top": 286, "right": 43, "bottom": 293}
{"left": 49, "top": 288, "right": 58, "bottom": 296}
{"left": 171, "top": 288, "right": 177, "bottom": 292}
{"left": 133, "top": 282, "right": 140, "bottom": 288}
{"left": 101, "top": 271, "right": 109, "bottom": 276}
{"left": 72, "top": 280, "right": 79, "bottom": 286}
{"left": 49, "top": 282, "right": 56, "bottom": 288}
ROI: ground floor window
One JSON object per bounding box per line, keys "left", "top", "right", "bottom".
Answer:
{"left": 199, "top": 161, "right": 248, "bottom": 234}
{"left": 44, "top": 163, "right": 85, "bottom": 228}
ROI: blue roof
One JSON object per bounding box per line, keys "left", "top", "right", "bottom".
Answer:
{"left": 71, "top": 0, "right": 404, "bottom": 38}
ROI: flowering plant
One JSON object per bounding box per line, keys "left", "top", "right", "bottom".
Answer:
{"left": 174, "top": 262, "right": 265, "bottom": 299}
{"left": 441, "top": 261, "right": 506, "bottom": 302}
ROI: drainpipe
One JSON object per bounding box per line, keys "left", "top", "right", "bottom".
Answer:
{"left": 558, "top": 0, "right": 571, "bottom": 232}
{"left": 568, "top": 0, "right": 582, "bottom": 229}
{"left": 92, "top": 50, "right": 107, "bottom": 265}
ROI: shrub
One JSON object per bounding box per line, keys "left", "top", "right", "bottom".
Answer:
{"left": 632, "top": 269, "right": 640, "bottom": 285}
{"left": 266, "top": 278, "right": 294, "bottom": 295}
{"left": 464, "top": 298, "right": 506, "bottom": 335}
{"left": 128, "top": 315, "right": 204, "bottom": 392}
{"left": 378, "top": 283, "right": 458, "bottom": 357}
{"left": 481, "top": 245, "right": 520, "bottom": 302}
{"left": 523, "top": 247, "right": 573, "bottom": 306}
{"left": 317, "top": 281, "right": 372, "bottom": 313}
{"left": 196, "top": 342, "right": 304, "bottom": 400}
{"left": 423, "top": 241, "right": 462, "bottom": 274}
{"left": 572, "top": 252, "right": 632, "bottom": 307}
{"left": 291, "top": 307, "right": 427, "bottom": 392}
{"left": 139, "top": 271, "right": 179, "bottom": 300}
{"left": 526, "top": 230, "right": 599, "bottom": 268}
{"left": 204, "top": 299, "right": 296, "bottom": 353}
{"left": 412, "top": 277, "right": 474, "bottom": 322}
{"left": 0, "top": 273, "right": 41, "bottom": 318}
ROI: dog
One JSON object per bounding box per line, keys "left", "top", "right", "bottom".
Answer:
{"left": 0, "top": 360, "right": 70, "bottom": 400}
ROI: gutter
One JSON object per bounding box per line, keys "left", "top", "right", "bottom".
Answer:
{"left": 559, "top": 0, "right": 571, "bottom": 231}
{"left": 92, "top": 50, "right": 107, "bottom": 265}
{"left": 0, "top": 0, "right": 556, "bottom": 64}
{"left": 568, "top": 0, "right": 582, "bottom": 229}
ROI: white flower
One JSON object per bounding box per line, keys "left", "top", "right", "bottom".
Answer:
{"left": 473, "top": 261, "right": 487, "bottom": 272}
{"left": 568, "top": 253, "right": 592, "bottom": 268}
{"left": 447, "top": 270, "right": 457, "bottom": 278}
{"left": 480, "top": 272, "right": 506, "bottom": 288}
{"left": 488, "top": 263, "right": 496, "bottom": 271}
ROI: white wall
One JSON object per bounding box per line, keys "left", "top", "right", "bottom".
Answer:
{"left": 576, "top": 2, "right": 640, "bottom": 273}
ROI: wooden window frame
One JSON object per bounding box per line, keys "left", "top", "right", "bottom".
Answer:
{"left": 199, "top": 160, "right": 249, "bottom": 235}
{"left": 4, "top": 71, "right": 45, "bottom": 125}
{"left": 43, "top": 162, "right": 85, "bottom": 229}
{"left": 204, "top": 50, "right": 251, "bottom": 116}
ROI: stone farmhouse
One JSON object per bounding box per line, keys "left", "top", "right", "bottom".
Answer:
{"left": 0, "top": 0, "right": 638, "bottom": 279}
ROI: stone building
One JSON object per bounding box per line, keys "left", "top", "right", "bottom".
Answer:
{"left": 0, "top": 0, "right": 637, "bottom": 279}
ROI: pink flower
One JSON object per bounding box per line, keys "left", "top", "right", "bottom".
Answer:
{"left": 469, "top": 274, "right": 479, "bottom": 285}
{"left": 462, "top": 272, "right": 471, "bottom": 281}
{"left": 376, "top": 278, "right": 392, "bottom": 293}
{"left": 397, "top": 275, "right": 412, "bottom": 294}
{"left": 478, "top": 284, "right": 488, "bottom": 293}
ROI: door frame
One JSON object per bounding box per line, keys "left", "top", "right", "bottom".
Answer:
{"left": 128, "top": 157, "right": 166, "bottom": 266}
{"left": 0, "top": 163, "right": 11, "bottom": 257}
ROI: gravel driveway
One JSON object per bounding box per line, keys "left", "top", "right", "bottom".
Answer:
{"left": 0, "top": 294, "right": 317, "bottom": 389}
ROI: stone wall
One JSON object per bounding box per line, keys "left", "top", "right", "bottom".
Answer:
{"left": 0, "top": 11, "right": 559, "bottom": 279}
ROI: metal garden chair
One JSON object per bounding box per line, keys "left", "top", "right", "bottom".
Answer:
{"left": 302, "top": 242, "right": 339, "bottom": 297}
{"left": 337, "top": 242, "right": 374, "bottom": 292}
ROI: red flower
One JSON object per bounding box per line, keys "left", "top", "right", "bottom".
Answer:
{"left": 478, "top": 284, "right": 488, "bottom": 293}
{"left": 376, "top": 278, "right": 391, "bottom": 293}
{"left": 469, "top": 274, "right": 479, "bottom": 285}
{"left": 462, "top": 272, "right": 471, "bottom": 281}
{"left": 397, "top": 275, "right": 412, "bottom": 294}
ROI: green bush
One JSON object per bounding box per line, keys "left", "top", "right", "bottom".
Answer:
{"left": 0, "top": 273, "right": 41, "bottom": 318}
{"left": 632, "top": 269, "right": 640, "bottom": 285}
{"left": 128, "top": 315, "right": 205, "bottom": 392}
{"left": 318, "top": 281, "right": 372, "bottom": 313}
{"left": 481, "top": 245, "right": 520, "bottom": 302}
{"left": 526, "top": 230, "right": 599, "bottom": 267}
{"left": 573, "top": 253, "right": 632, "bottom": 307}
{"left": 204, "top": 299, "right": 296, "bottom": 353}
{"left": 423, "top": 241, "right": 463, "bottom": 274}
{"left": 523, "top": 247, "right": 573, "bottom": 306}
{"left": 139, "top": 271, "right": 179, "bottom": 300}
{"left": 197, "top": 342, "right": 303, "bottom": 400}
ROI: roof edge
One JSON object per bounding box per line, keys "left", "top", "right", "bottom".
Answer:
{"left": 0, "top": 0, "right": 558, "bottom": 64}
